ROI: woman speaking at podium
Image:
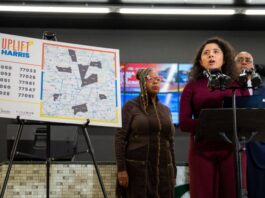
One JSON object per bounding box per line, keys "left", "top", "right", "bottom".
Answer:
{"left": 179, "top": 37, "right": 249, "bottom": 198}
{"left": 115, "top": 68, "right": 176, "bottom": 198}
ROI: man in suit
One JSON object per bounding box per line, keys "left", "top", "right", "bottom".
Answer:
{"left": 235, "top": 51, "right": 265, "bottom": 198}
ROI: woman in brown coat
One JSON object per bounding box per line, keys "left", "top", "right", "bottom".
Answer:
{"left": 115, "top": 68, "right": 176, "bottom": 198}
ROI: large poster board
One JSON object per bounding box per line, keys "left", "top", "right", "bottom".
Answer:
{"left": 0, "top": 33, "right": 121, "bottom": 127}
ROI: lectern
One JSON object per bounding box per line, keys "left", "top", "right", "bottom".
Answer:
{"left": 196, "top": 108, "right": 265, "bottom": 198}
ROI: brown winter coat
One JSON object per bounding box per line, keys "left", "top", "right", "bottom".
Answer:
{"left": 115, "top": 97, "right": 176, "bottom": 198}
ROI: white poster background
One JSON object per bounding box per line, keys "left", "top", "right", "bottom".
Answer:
{"left": 0, "top": 33, "right": 121, "bottom": 127}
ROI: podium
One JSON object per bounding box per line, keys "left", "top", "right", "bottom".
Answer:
{"left": 196, "top": 108, "right": 265, "bottom": 142}
{"left": 196, "top": 108, "right": 265, "bottom": 198}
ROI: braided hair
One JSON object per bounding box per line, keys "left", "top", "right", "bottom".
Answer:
{"left": 136, "top": 68, "right": 153, "bottom": 115}
{"left": 137, "top": 68, "right": 162, "bottom": 186}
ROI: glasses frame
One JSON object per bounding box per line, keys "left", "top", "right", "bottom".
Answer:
{"left": 236, "top": 57, "right": 253, "bottom": 64}
{"left": 145, "top": 75, "right": 162, "bottom": 82}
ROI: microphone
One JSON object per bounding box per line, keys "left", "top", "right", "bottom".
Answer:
{"left": 251, "top": 70, "right": 262, "bottom": 89}
{"left": 238, "top": 69, "right": 249, "bottom": 88}
{"left": 203, "top": 69, "right": 231, "bottom": 91}
{"left": 238, "top": 68, "right": 262, "bottom": 89}
{"left": 203, "top": 69, "right": 220, "bottom": 91}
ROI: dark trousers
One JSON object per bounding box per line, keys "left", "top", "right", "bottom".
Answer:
{"left": 247, "top": 143, "right": 265, "bottom": 198}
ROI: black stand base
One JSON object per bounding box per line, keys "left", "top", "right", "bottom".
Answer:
{"left": 0, "top": 118, "right": 108, "bottom": 198}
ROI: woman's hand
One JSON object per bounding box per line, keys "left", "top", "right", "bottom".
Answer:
{"left": 117, "top": 170, "right": 129, "bottom": 187}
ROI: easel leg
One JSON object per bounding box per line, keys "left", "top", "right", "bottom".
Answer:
{"left": 0, "top": 117, "right": 24, "bottom": 198}
{"left": 82, "top": 120, "right": 108, "bottom": 198}
{"left": 46, "top": 124, "right": 51, "bottom": 198}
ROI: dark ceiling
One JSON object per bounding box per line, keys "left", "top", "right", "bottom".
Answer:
{"left": 1, "top": 0, "right": 265, "bottom": 30}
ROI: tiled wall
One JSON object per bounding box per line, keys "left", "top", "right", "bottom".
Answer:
{"left": 0, "top": 163, "right": 117, "bottom": 198}
{"left": 0, "top": 162, "right": 189, "bottom": 198}
{"left": 0, "top": 164, "right": 46, "bottom": 198}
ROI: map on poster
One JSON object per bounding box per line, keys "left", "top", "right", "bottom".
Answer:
{"left": 0, "top": 33, "right": 121, "bottom": 127}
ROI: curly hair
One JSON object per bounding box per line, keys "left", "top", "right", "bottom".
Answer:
{"left": 188, "top": 37, "right": 236, "bottom": 82}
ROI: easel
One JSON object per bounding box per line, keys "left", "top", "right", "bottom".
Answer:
{"left": 0, "top": 31, "right": 108, "bottom": 198}
{"left": 196, "top": 106, "right": 265, "bottom": 198}
{"left": 0, "top": 117, "right": 108, "bottom": 198}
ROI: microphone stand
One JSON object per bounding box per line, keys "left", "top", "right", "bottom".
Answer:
{"left": 231, "top": 88, "right": 244, "bottom": 198}
{"left": 206, "top": 70, "right": 248, "bottom": 198}
{"left": 213, "top": 85, "right": 245, "bottom": 198}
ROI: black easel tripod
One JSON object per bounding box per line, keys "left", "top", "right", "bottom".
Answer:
{"left": 0, "top": 117, "right": 108, "bottom": 198}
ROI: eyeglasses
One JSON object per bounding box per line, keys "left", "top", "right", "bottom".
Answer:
{"left": 236, "top": 57, "right": 253, "bottom": 64}
{"left": 145, "top": 75, "right": 162, "bottom": 82}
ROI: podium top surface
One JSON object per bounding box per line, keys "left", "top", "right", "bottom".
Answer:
{"left": 196, "top": 108, "right": 265, "bottom": 142}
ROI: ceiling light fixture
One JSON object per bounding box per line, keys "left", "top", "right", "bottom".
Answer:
{"left": 244, "top": 9, "right": 265, "bottom": 15}
{"left": 0, "top": 5, "right": 110, "bottom": 13}
{"left": 119, "top": 8, "right": 236, "bottom": 15}
{"left": 121, "top": 0, "right": 234, "bottom": 4}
